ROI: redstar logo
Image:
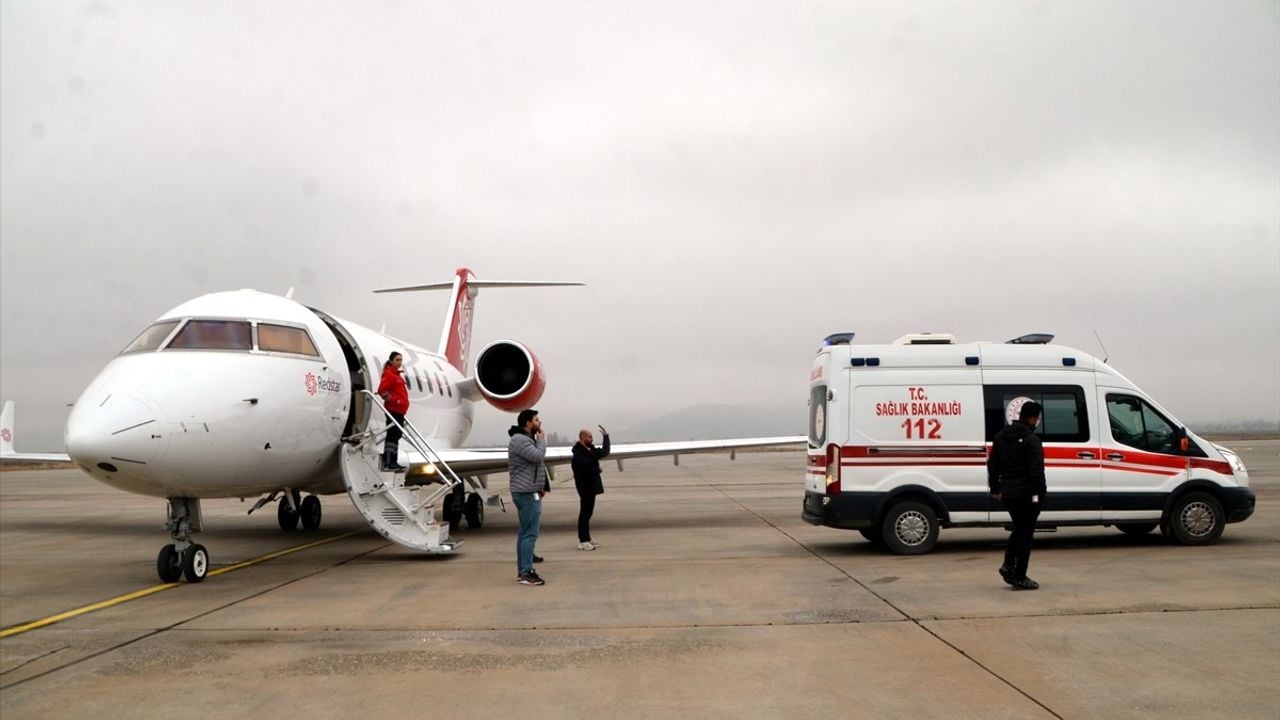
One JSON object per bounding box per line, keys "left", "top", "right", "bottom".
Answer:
{"left": 0, "top": 428, "right": 10, "bottom": 443}
{"left": 305, "top": 372, "right": 318, "bottom": 396}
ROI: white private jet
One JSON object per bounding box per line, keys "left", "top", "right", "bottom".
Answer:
{"left": 3, "top": 267, "right": 802, "bottom": 584}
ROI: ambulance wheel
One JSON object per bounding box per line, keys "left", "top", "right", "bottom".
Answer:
{"left": 300, "top": 495, "right": 322, "bottom": 531}
{"left": 1166, "top": 492, "right": 1225, "bottom": 545}
{"left": 464, "top": 493, "right": 484, "bottom": 529}
{"left": 881, "top": 501, "right": 939, "bottom": 555}
{"left": 182, "top": 544, "right": 209, "bottom": 583}
{"left": 278, "top": 496, "right": 300, "bottom": 531}
{"left": 157, "top": 544, "right": 183, "bottom": 583}
{"left": 1117, "top": 523, "right": 1157, "bottom": 537}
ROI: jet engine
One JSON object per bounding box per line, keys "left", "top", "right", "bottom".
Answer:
{"left": 473, "top": 340, "right": 545, "bottom": 412}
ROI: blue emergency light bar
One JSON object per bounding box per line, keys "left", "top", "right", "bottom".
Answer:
{"left": 823, "top": 332, "right": 856, "bottom": 346}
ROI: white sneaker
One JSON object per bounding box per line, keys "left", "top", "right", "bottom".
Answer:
{"left": 577, "top": 542, "right": 596, "bottom": 551}
{"left": 589, "top": 540, "right": 601, "bottom": 548}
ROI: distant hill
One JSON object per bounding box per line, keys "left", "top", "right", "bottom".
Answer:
{"left": 617, "top": 403, "right": 804, "bottom": 442}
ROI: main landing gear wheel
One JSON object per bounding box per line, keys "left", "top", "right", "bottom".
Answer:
{"left": 442, "top": 490, "right": 464, "bottom": 532}
{"left": 464, "top": 492, "right": 485, "bottom": 529}
{"left": 183, "top": 544, "right": 209, "bottom": 583}
{"left": 157, "top": 544, "right": 183, "bottom": 583}
{"left": 278, "top": 495, "right": 300, "bottom": 531}
{"left": 300, "top": 495, "right": 322, "bottom": 531}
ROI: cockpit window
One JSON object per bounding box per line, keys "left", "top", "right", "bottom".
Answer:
{"left": 166, "top": 320, "right": 253, "bottom": 351}
{"left": 120, "top": 321, "right": 180, "bottom": 354}
{"left": 258, "top": 324, "right": 320, "bottom": 357}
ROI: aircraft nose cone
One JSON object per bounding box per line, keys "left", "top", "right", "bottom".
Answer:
{"left": 65, "top": 394, "right": 160, "bottom": 471}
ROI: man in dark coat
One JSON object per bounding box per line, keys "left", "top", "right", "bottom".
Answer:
{"left": 988, "top": 401, "right": 1046, "bottom": 590}
{"left": 571, "top": 425, "right": 610, "bottom": 550}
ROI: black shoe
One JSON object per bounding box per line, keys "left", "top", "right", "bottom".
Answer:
{"left": 998, "top": 566, "right": 1015, "bottom": 586}
{"left": 517, "top": 572, "right": 545, "bottom": 586}
{"left": 533, "top": 554, "right": 544, "bottom": 563}
{"left": 1011, "top": 577, "right": 1040, "bottom": 591}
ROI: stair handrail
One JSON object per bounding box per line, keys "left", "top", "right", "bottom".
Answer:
{"left": 358, "top": 390, "right": 466, "bottom": 501}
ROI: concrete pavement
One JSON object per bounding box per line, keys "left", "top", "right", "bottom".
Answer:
{"left": 2, "top": 441, "right": 1277, "bottom": 719}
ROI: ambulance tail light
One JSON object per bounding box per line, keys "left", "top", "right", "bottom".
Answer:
{"left": 825, "top": 444, "right": 841, "bottom": 495}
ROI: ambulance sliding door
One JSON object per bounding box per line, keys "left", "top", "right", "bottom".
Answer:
{"left": 980, "top": 377, "right": 1101, "bottom": 523}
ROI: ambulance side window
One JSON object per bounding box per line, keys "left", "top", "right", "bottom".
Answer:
{"left": 1106, "top": 394, "right": 1178, "bottom": 455}
{"left": 983, "top": 385, "right": 1089, "bottom": 443}
{"left": 809, "top": 385, "right": 827, "bottom": 447}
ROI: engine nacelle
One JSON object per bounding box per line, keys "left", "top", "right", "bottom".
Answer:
{"left": 473, "top": 340, "right": 546, "bottom": 412}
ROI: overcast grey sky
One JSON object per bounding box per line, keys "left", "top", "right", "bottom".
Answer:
{"left": 2, "top": 0, "right": 1278, "bottom": 450}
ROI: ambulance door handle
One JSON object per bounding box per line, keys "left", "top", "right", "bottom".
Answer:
{"left": 1076, "top": 452, "right": 1096, "bottom": 459}
{"left": 1106, "top": 453, "right": 1125, "bottom": 462}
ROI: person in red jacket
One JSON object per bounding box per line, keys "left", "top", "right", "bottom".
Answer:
{"left": 377, "top": 351, "right": 410, "bottom": 472}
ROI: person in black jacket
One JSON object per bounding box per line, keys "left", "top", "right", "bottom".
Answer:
{"left": 571, "top": 425, "right": 610, "bottom": 550}
{"left": 988, "top": 401, "right": 1046, "bottom": 590}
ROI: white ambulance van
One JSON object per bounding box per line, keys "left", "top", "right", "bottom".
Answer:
{"left": 802, "top": 332, "right": 1255, "bottom": 554}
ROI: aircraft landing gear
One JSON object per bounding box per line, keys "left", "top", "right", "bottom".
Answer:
{"left": 278, "top": 490, "right": 301, "bottom": 531}
{"left": 158, "top": 497, "right": 208, "bottom": 583}
{"left": 300, "top": 495, "right": 322, "bottom": 530}
{"left": 464, "top": 492, "right": 484, "bottom": 529}
{"left": 279, "top": 491, "right": 322, "bottom": 531}
{"left": 441, "top": 486, "right": 465, "bottom": 532}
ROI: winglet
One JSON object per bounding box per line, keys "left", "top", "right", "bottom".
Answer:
{"left": 1, "top": 401, "right": 14, "bottom": 456}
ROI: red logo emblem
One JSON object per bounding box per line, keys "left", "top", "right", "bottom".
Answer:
{"left": 304, "top": 372, "right": 318, "bottom": 396}
{"left": 0, "top": 428, "right": 10, "bottom": 443}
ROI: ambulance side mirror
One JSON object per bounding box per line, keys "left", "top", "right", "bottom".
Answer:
{"left": 1175, "top": 427, "right": 1189, "bottom": 455}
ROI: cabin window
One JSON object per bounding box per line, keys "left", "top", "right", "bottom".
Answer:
{"left": 1106, "top": 394, "right": 1181, "bottom": 455}
{"left": 257, "top": 324, "right": 320, "bottom": 357}
{"left": 120, "top": 320, "right": 180, "bottom": 354}
{"left": 983, "top": 385, "right": 1089, "bottom": 443}
{"left": 166, "top": 320, "right": 253, "bottom": 351}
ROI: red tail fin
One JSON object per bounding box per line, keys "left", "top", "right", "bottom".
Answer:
{"left": 440, "top": 267, "right": 475, "bottom": 372}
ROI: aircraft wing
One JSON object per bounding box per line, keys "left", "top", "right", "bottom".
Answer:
{"left": 0, "top": 451, "right": 73, "bottom": 464}
{"left": 1, "top": 401, "right": 72, "bottom": 464}
{"left": 405, "top": 436, "right": 806, "bottom": 478}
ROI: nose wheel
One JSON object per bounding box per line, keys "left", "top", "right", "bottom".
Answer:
{"left": 157, "top": 544, "right": 182, "bottom": 583}
{"left": 157, "top": 497, "right": 209, "bottom": 583}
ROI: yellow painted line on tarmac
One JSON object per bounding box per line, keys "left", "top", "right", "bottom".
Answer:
{"left": 0, "top": 531, "right": 361, "bottom": 639}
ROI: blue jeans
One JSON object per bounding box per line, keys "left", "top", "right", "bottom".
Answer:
{"left": 512, "top": 492, "right": 541, "bottom": 575}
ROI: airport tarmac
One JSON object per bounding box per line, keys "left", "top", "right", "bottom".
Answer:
{"left": 1, "top": 441, "right": 1278, "bottom": 719}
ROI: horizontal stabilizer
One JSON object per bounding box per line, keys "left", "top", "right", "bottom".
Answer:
{"left": 373, "top": 281, "right": 583, "bottom": 294}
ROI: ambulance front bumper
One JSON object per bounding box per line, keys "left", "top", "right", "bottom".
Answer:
{"left": 802, "top": 490, "right": 878, "bottom": 529}
{"left": 1223, "top": 487, "right": 1256, "bottom": 524}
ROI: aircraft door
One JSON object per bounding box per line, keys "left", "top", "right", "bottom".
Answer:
{"left": 310, "top": 309, "right": 372, "bottom": 438}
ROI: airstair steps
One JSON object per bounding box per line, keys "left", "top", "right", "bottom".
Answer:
{"left": 338, "top": 391, "right": 464, "bottom": 554}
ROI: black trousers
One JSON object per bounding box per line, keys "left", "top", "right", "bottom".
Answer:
{"left": 1002, "top": 496, "right": 1041, "bottom": 580}
{"left": 383, "top": 412, "right": 405, "bottom": 467}
{"left": 577, "top": 492, "right": 596, "bottom": 542}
